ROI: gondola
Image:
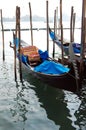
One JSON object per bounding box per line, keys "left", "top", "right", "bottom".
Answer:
{"left": 49, "top": 27, "right": 81, "bottom": 56}
{"left": 10, "top": 36, "right": 81, "bottom": 93}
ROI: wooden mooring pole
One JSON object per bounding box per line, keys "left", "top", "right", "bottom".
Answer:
{"left": 52, "top": 9, "right": 56, "bottom": 58}
{"left": 46, "top": 0, "right": 49, "bottom": 52}
{"left": 29, "top": 2, "right": 33, "bottom": 46}
{"left": 0, "top": 9, "right": 5, "bottom": 61}
{"left": 60, "top": 0, "right": 64, "bottom": 64}
{"left": 9, "top": 32, "right": 17, "bottom": 82}
{"left": 80, "top": 0, "right": 86, "bottom": 81}
{"left": 13, "top": 32, "right": 17, "bottom": 81}
{"left": 69, "top": 6, "right": 79, "bottom": 92}
{"left": 16, "top": 6, "right": 22, "bottom": 82}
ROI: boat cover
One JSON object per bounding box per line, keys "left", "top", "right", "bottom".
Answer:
{"left": 38, "top": 50, "right": 49, "bottom": 61}
{"left": 34, "top": 60, "right": 70, "bottom": 74}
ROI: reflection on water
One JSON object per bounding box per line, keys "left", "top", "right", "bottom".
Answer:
{"left": 75, "top": 83, "right": 86, "bottom": 130}
{"left": 0, "top": 56, "right": 86, "bottom": 130}
{"left": 64, "top": 91, "right": 81, "bottom": 130}
{"left": 0, "top": 62, "right": 59, "bottom": 130}
{"left": 22, "top": 68, "right": 86, "bottom": 130}
{"left": 9, "top": 82, "right": 60, "bottom": 130}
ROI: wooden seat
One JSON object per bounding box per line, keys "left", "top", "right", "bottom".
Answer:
{"left": 20, "top": 46, "right": 40, "bottom": 66}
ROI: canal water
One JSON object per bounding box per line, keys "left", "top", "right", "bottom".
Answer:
{"left": 0, "top": 22, "right": 86, "bottom": 130}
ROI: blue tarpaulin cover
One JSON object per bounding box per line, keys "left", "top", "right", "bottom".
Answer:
{"left": 38, "top": 50, "right": 49, "bottom": 61}
{"left": 34, "top": 60, "right": 70, "bottom": 74}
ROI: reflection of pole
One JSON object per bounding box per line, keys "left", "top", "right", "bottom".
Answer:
{"left": 46, "top": 0, "right": 49, "bottom": 52}
{"left": 29, "top": 2, "right": 33, "bottom": 46}
{"left": 0, "top": 9, "right": 5, "bottom": 61}
{"left": 11, "top": 83, "right": 27, "bottom": 124}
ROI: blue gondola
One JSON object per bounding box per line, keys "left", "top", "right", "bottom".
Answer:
{"left": 10, "top": 35, "right": 81, "bottom": 92}
{"left": 49, "top": 27, "right": 81, "bottom": 55}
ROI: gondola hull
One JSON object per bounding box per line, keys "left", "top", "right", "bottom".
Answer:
{"left": 22, "top": 61, "right": 81, "bottom": 92}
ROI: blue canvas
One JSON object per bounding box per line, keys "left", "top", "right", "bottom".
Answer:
{"left": 34, "top": 60, "right": 70, "bottom": 74}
